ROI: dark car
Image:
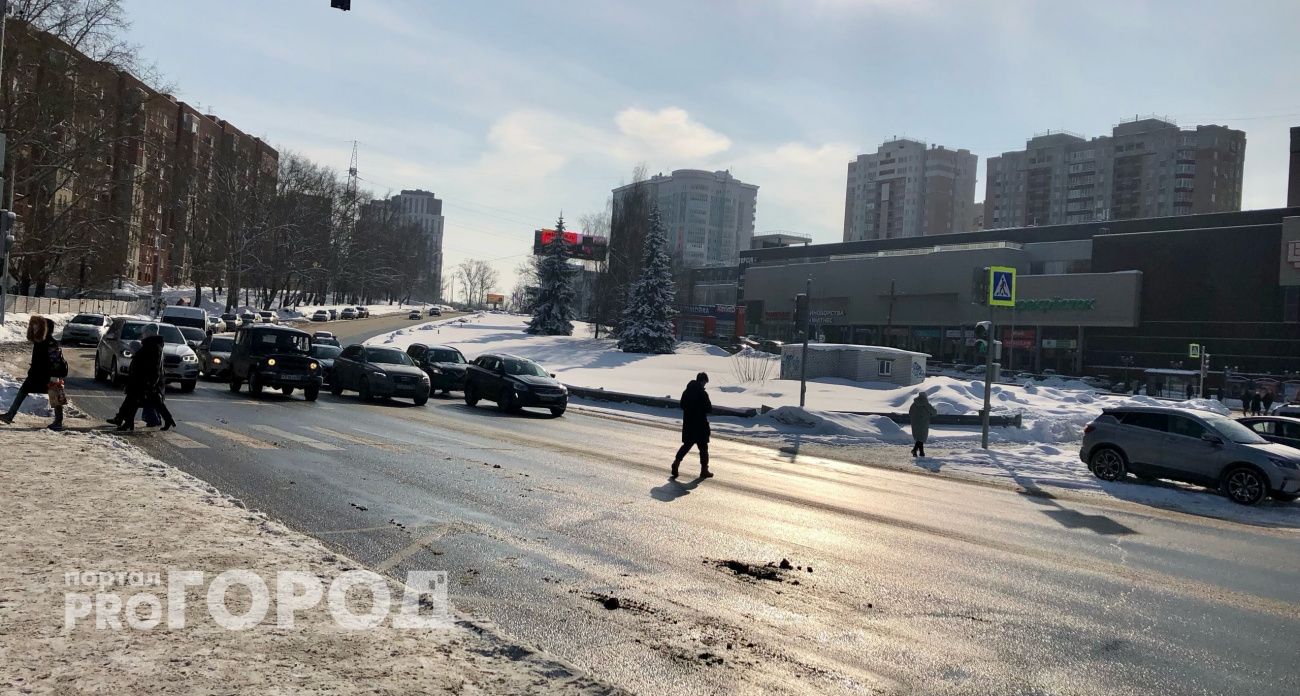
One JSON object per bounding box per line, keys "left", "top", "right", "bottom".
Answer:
{"left": 464, "top": 353, "right": 567, "bottom": 417}
{"left": 228, "top": 325, "right": 322, "bottom": 400}
{"left": 221, "top": 312, "right": 241, "bottom": 331}
{"left": 198, "top": 333, "right": 236, "bottom": 379}
{"left": 355, "top": 305, "right": 370, "bottom": 318}
{"left": 1238, "top": 416, "right": 1300, "bottom": 451}
{"left": 330, "top": 345, "right": 430, "bottom": 405}
{"left": 427, "top": 306, "right": 442, "bottom": 316}
{"left": 406, "top": 343, "right": 468, "bottom": 396}
{"left": 178, "top": 326, "right": 207, "bottom": 350}
{"left": 311, "top": 343, "right": 341, "bottom": 385}
{"left": 311, "top": 331, "right": 340, "bottom": 347}
{"left": 407, "top": 309, "right": 423, "bottom": 320}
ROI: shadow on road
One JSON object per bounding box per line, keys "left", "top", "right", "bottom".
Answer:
{"left": 650, "top": 476, "right": 705, "bottom": 502}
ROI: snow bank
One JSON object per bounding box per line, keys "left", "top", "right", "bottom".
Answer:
{"left": 0, "top": 371, "right": 53, "bottom": 417}
{"left": 1, "top": 312, "right": 77, "bottom": 345}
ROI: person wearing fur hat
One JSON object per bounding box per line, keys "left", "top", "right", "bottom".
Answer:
{"left": 1, "top": 316, "right": 68, "bottom": 430}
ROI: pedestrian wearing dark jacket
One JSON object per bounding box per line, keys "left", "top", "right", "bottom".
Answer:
{"left": 1250, "top": 392, "right": 1263, "bottom": 417}
{"left": 109, "top": 324, "right": 175, "bottom": 431}
{"left": 908, "top": 392, "right": 937, "bottom": 457}
{"left": 1263, "top": 391, "right": 1275, "bottom": 414}
{"left": 1, "top": 316, "right": 68, "bottom": 429}
{"left": 672, "top": 372, "right": 713, "bottom": 479}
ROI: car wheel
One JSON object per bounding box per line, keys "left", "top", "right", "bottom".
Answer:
{"left": 229, "top": 378, "right": 242, "bottom": 393}
{"left": 497, "top": 387, "right": 515, "bottom": 413}
{"left": 414, "top": 390, "right": 429, "bottom": 407}
{"left": 281, "top": 386, "right": 295, "bottom": 396}
{"left": 549, "top": 406, "right": 566, "bottom": 418}
{"left": 464, "top": 383, "right": 479, "bottom": 407}
{"left": 359, "top": 381, "right": 372, "bottom": 401}
{"left": 181, "top": 380, "right": 196, "bottom": 393}
{"left": 248, "top": 372, "right": 263, "bottom": 396}
{"left": 1222, "top": 465, "right": 1268, "bottom": 506}
{"left": 94, "top": 357, "right": 107, "bottom": 382}
{"left": 304, "top": 385, "right": 319, "bottom": 402}
{"left": 331, "top": 378, "right": 344, "bottom": 396}
{"left": 1088, "top": 447, "right": 1128, "bottom": 482}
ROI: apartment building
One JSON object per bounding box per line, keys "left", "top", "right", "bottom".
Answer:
{"left": 842, "top": 139, "right": 978, "bottom": 242}
{"left": 985, "top": 118, "right": 1246, "bottom": 228}
{"left": 391, "top": 189, "right": 445, "bottom": 300}
{"left": 612, "top": 169, "right": 758, "bottom": 268}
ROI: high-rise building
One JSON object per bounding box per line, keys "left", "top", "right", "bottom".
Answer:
{"left": 842, "top": 139, "right": 978, "bottom": 242}
{"left": 389, "top": 189, "right": 445, "bottom": 300}
{"left": 612, "top": 169, "right": 758, "bottom": 268}
{"left": 1288, "top": 126, "right": 1300, "bottom": 207}
{"left": 985, "top": 118, "right": 1246, "bottom": 229}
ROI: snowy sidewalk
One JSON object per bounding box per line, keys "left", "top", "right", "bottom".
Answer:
{"left": 0, "top": 423, "right": 612, "bottom": 694}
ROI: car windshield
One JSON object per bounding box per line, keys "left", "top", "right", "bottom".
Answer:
{"left": 70, "top": 314, "right": 103, "bottom": 326}
{"left": 1206, "top": 414, "right": 1268, "bottom": 444}
{"left": 312, "top": 345, "right": 341, "bottom": 359}
{"left": 158, "top": 325, "right": 185, "bottom": 344}
{"left": 208, "top": 338, "right": 235, "bottom": 352}
{"left": 429, "top": 349, "right": 464, "bottom": 364}
{"left": 503, "top": 359, "right": 548, "bottom": 377}
{"left": 179, "top": 327, "right": 206, "bottom": 342}
{"left": 366, "top": 349, "right": 413, "bottom": 365}
{"left": 252, "top": 331, "right": 310, "bottom": 354}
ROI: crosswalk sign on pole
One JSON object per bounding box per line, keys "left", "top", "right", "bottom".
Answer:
{"left": 1189, "top": 343, "right": 1200, "bottom": 359}
{"left": 988, "top": 266, "right": 1016, "bottom": 307}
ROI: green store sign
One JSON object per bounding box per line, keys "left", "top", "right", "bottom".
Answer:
{"left": 1015, "top": 298, "right": 1096, "bottom": 312}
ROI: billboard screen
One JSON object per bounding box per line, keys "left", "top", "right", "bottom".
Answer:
{"left": 486, "top": 293, "right": 505, "bottom": 306}
{"left": 532, "top": 229, "right": 608, "bottom": 262}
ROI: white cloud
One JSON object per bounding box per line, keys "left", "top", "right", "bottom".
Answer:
{"left": 613, "top": 107, "right": 732, "bottom": 161}
{"left": 727, "top": 142, "right": 856, "bottom": 240}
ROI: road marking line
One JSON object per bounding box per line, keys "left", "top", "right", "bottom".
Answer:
{"left": 303, "top": 426, "right": 406, "bottom": 452}
{"left": 188, "top": 422, "right": 278, "bottom": 449}
{"left": 252, "top": 425, "right": 344, "bottom": 451}
{"left": 161, "top": 433, "right": 209, "bottom": 449}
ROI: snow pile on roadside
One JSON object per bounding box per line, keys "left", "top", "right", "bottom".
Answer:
{"left": 0, "top": 371, "right": 53, "bottom": 416}
{"left": 743, "top": 406, "right": 912, "bottom": 442}
{"left": 0, "top": 312, "right": 76, "bottom": 345}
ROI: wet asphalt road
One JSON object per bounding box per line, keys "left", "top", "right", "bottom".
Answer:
{"left": 48, "top": 313, "right": 1300, "bottom": 695}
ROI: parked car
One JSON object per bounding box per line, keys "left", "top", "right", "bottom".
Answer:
{"left": 355, "top": 305, "right": 370, "bottom": 318}
{"left": 239, "top": 311, "right": 258, "bottom": 326}
{"left": 160, "top": 305, "right": 209, "bottom": 331}
{"left": 257, "top": 311, "right": 277, "bottom": 324}
{"left": 1080, "top": 406, "right": 1300, "bottom": 505}
{"left": 311, "top": 309, "right": 330, "bottom": 322}
{"left": 340, "top": 307, "right": 357, "bottom": 319}
{"left": 206, "top": 315, "right": 223, "bottom": 332}
{"left": 408, "top": 309, "right": 423, "bottom": 320}
{"left": 1269, "top": 402, "right": 1300, "bottom": 418}
{"left": 228, "top": 325, "right": 322, "bottom": 399}
{"left": 60, "top": 313, "right": 108, "bottom": 345}
{"left": 330, "top": 345, "right": 429, "bottom": 405}
{"left": 221, "top": 312, "right": 241, "bottom": 331}
{"left": 310, "top": 343, "right": 342, "bottom": 385}
{"left": 95, "top": 318, "right": 199, "bottom": 392}
{"left": 464, "top": 353, "right": 567, "bottom": 417}
{"left": 758, "top": 339, "right": 784, "bottom": 355}
{"left": 406, "top": 343, "right": 468, "bottom": 396}
{"left": 1238, "top": 416, "right": 1300, "bottom": 451}
{"left": 427, "top": 306, "right": 442, "bottom": 317}
{"left": 198, "top": 333, "right": 236, "bottom": 379}
{"left": 177, "top": 326, "right": 208, "bottom": 349}
{"left": 311, "top": 331, "right": 339, "bottom": 347}
{"left": 327, "top": 308, "right": 338, "bottom": 320}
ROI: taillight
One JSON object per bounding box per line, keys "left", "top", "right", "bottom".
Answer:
{"left": 1083, "top": 424, "right": 1096, "bottom": 434}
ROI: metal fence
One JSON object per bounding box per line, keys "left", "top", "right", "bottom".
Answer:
{"left": 3, "top": 293, "right": 150, "bottom": 317}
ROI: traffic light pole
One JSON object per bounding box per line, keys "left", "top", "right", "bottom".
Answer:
{"left": 980, "top": 303, "right": 995, "bottom": 450}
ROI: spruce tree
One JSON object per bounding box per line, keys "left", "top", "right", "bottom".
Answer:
{"left": 526, "top": 215, "right": 576, "bottom": 336}
{"left": 618, "top": 206, "right": 676, "bottom": 354}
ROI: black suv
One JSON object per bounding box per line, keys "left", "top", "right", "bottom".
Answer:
{"left": 228, "top": 325, "right": 323, "bottom": 400}
{"left": 464, "top": 353, "right": 567, "bottom": 417}
{"left": 331, "top": 345, "right": 430, "bottom": 405}
{"left": 406, "top": 343, "right": 468, "bottom": 396}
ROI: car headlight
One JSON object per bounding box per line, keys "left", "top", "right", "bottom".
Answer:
{"left": 429, "top": 367, "right": 443, "bottom": 374}
{"left": 309, "top": 362, "right": 318, "bottom": 370}
{"left": 370, "top": 371, "right": 387, "bottom": 379}
{"left": 1268, "top": 457, "right": 1299, "bottom": 471}
{"left": 211, "top": 357, "right": 222, "bottom": 364}
{"left": 182, "top": 354, "right": 198, "bottom": 363}
{"left": 266, "top": 358, "right": 277, "bottom": 367}
{"left": 121, "top": 349, "right": 133, "bottom": 358}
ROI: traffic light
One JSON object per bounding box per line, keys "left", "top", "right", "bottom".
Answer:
{"left": 330, "top": 0, "right": 351, "bottom": 10}
{"left": 971, "top": 267, "right": 989, "bottom": 306}
{"left": 974, "top": 320, "right": 991, "bottom": 355}
{"left": 793, "top": 293, "right": 809, "bottom": 328}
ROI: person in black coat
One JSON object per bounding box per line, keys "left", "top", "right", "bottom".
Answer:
{"left": 672, "top": 372, "right": 713, "bottom": 479}
{"left": 1, "top": 316, "right": 67, "bottom": 429}
{"left": 1250, "top": 392, "right": 1263, "bottom": 417}
{"left": 109, "top": 324, "right": 175, "bottom": 431}
{"left": 1263, "top": 391, "right": 1275, "bottom": 414}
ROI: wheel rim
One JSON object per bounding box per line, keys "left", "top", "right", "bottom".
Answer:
{"left": 1227, "top": 470, "right": 1263, "bottom": 503}
{"left": 1093, "top": 450, "right": 1122, "bottom": 480}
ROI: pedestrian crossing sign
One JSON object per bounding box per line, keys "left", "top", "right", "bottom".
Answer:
{"left": 988, "top": 266, "right": 1016, "bottom": 307}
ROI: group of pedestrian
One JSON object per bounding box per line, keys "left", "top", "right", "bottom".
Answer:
{"left": 1, "top": 316, "right": 68, "bottom": 430}
{"left": 1, "top": 315, "right": 176, "bottom": 432}
{"left": 1242, "top": 390, "right": 1274, "bottom": 416}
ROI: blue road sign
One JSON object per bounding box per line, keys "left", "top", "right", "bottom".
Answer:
{"left": 988, "top": 266, "right": 1016, "bottom": 307}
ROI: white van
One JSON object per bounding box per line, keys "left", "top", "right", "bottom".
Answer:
{"left": 160, "top": 305, "right": 209, "bottom": 331}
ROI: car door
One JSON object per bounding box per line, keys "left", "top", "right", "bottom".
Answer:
{"left": 1163, "top": 414, "right": 1220, "bottom": 485}
{"left": 1277, "top": 421, "right": 1300, "bottom": 450}
{"left": 1115, "top": 412, "right": 1168, "bottom": 468}
{"left": 336, "top": 346, "right": 362, "bottom": 389}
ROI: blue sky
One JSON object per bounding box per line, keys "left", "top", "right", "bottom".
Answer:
{"left": 125, "top": 0, "right": 1300, "bottom": 290}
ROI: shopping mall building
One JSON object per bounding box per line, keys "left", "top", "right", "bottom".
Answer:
{"left": 729, "top": 208, "right": 1300, "bottom": 379}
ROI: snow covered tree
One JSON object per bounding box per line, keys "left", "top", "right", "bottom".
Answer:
{"left": 618, "top": 206, "right": 676, "bottom": 354}
{"left": 526, "top": 215, "right": 576, "bottom": 336}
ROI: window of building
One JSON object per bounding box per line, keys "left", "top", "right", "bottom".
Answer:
{"left": 878, "top": 359, "right": 893, "bottom": 376}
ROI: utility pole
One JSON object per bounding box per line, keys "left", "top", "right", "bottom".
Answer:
{"left": 796, "top": 277, "right": 811, "bottom": 408}
{"left": 151, "top": 233, "right": 165, "bottom": 318}
{"left": 0, "top": 210, "right": 13, "bottom": 325}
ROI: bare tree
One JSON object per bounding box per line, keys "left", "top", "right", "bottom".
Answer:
{"left": 455, "top": 259, "right": 499, "bottom": 309}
